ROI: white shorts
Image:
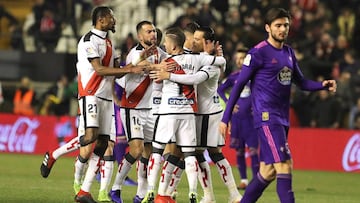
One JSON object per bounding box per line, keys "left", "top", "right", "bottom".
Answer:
{"left": 154, "top": 115, "right": 196, "bottom": 149}
{"left": 120, "top": 108, "right": 154, "bottom": 143}
{"left": 196, "top": 112, "right": 225, "bottom": 148}
{"left": 78, "top": 96, "right": 114, "bottom": 137}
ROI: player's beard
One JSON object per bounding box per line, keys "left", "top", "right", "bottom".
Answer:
{"left": 144, "top": 39, "right": 155, "bottom": 47}
{"left": 271, "top": 32, "right": 287, "bottom": 43}
{"left": 110, "top": 25, "right": 115, "bottom": 33}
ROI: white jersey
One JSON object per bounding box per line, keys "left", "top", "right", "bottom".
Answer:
{"left": 196, "top": 65, "right": 223, "bottom": 114}
{"left": 158, "top": 53, "right": 226, "bottom": 117}
{"left": 77, "top": 28, "right": 115, "bottom": 100}
{"left": 119, "top": 44, "right": 167, "bottom": 109}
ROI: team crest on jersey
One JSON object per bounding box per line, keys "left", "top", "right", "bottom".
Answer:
{"left": 243, "top": 54, "right": 251, "bottom": 66}
{"left": 86, "top": 47, "right": 95, "bottom": 55}
{"left": 277, "top": 66, "right": 292, "bottom": 85}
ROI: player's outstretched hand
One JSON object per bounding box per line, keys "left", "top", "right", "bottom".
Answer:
{"left": 322, "top": 80, "right": 337, "bottom": 93}
{"left": 153, "top": 59, "right": 177, "bottom": 72}
{"left": 140, "top": 44, "right": 157, "bottom": 59}
{"left": 149, "top": 69, "right": 170, "bottom": 83}
{"left": 215, "top": 41, "right": 223, "bottom": 56}
{"left": 219, "top": 121, "right": 228, "bottom": 140}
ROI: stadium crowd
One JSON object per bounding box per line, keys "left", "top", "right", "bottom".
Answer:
{"left": 1, "top": 0, "right": 360, "bottom": 130}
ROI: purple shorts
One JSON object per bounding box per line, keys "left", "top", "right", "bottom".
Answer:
{"left": 230, "top": 116, "right": 258, "bottom": 149}
{"left": 114, "top": 103, "right": 125, "bottom": 136}
{"left": 257, "top": 124, "right": 291, "bottom": 164}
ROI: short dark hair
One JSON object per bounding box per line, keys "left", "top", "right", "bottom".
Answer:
{"left": 156, "top": 27, "right": 163, "bottom": 46}
{"left": 165, "top": 27, "right": 185, "bottom": 48}
{"left": 237, "top": 47, "right": 249, "bottom": 53}
{"left": 136, "top": 21, "right": 153, "bottom": 33}
{"left": 92, "top": 6, "right": 112, "bottom": 26}
{"left": 196, "top": 26, "right": 215, "bottom": 41}
{"left": 264, "top": 8, "right": 291, "bottom": 26}
{"left": 183, "top": 22, "right": 200, "bottom": 34}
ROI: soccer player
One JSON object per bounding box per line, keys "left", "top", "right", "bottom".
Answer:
{"left": 153, "top": 22, "right": 200, "bottom": 200}
{"left": 109, "top": 21, "right": 170, "bottom": 203}
{"left": 147, "top": 27, "right": 226, "bottom": 203}
{"left": 217, "top": 48, "right": 259, "bottom": 190}
{"left": 74, "top": 6, "right": 150, "bottom": 203}
{"left": 219, "top": 8, "right": 337, "bottom": 203}
{"left": 150, "top": 26, "right": 242, "bottom": 203}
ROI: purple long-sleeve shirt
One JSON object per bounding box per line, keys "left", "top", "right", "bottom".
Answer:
{"left": 221, "top": 40, "right": 325, "bottom": 127}
{"left": 218, "top": 70, "right": 252, "bottom": 120}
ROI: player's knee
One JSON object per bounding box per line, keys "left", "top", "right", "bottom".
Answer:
{"left": 195, "top": 153, "right": 206, "bottom": 163}
{"left": 93, "top": 135, "right": 109, "bottom": 157}
{"left": 209, "top": 152, "right": 225, "bottom": 163}
{"left": 260, "top": 167, "right": 276, "bottom": 181}
{"left": 79, "top": 134, "right": 97, "bottom": 146}
{"left": 128, "top": 141, "right": 144, "bottom": 159}
{"left": 152, "top": 146, "right": 164, "bottom": 155}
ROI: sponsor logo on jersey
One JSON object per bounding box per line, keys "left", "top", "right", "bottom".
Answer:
{"left": 153, "top": 97, "right": 161, "bottom": 105}
{"left": 168, "top": 98, "right": 194, "bottom": 105}
{"left": 213, "top": 95, "right": 220, "bottom": 103}
{"left": 277, "top": 66, "right": 292, "bottom": 85}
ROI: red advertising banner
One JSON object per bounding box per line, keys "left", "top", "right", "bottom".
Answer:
{"left": 0, "top": 113, "right": 77, "bottom": 156}
{"left": 288, "top": 128, "right": 360, "bottom": 173}
{"left": 222, "top": 127, "right": 360, "bottom": 173}
{"left": 1, "top": 113, "right": 359, "bottom": 173}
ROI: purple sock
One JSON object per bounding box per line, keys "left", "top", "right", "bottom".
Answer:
{"left": 241, "top": 173, "right": 270, "bottom": 203}
{"left": 277, "top": 174, "right": 294, "bottom": 203}
{"left": 250, "top": 154, "right": 259, "bottom": 178}
{"left": 237, "top": 151, "right": 247, "bottom": 179}
{"left": 113, "top": 142, "right": 127, "bottom": 164}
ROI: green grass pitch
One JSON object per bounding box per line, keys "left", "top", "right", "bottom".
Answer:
{"left": 0, "top": 153, "right": 359, "bottom": 203}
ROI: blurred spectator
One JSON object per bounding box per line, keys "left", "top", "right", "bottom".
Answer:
{"left": 119, "top": 33, "right": 137, "bottom": 65}
{"left": 0, "top": 81, "right": 3, "bottom": 105}
{"left": 335, "top": 71, "right": 353, "bottom": 128}
{"left": 337, "top": 7, "right": 355, "bottom": 42}
{"left": 169, "top": 2, "right": 198, "bottom": 29}
{"left": 28, "top": 0, "right": 62, "bottom": 52}
{"left": 39, "top": 75, "right": 70, "bottom": 116}
{"left": 197, "top": 0, "right": 218, "bottom": 26}
{"left": 210, "top": 0, "right": 229, "bottom": 24}
{"left": 0, "top": 5, "right": 24, "bottom": 50}
{"left": 352, "top": 112, "right": 360, "bottom": 130}
{"left": 310, "top": 90, "right": 341, "bottom": 128}
{"left": 13, "top": 76, "right": 37, "bottom": 116}
{"left": 330, "top": 35, "right": 348, "bottom": 64}
{"left": 349, "top": 98, "right": 360, "bottom": 129}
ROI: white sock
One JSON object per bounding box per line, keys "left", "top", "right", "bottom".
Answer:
{"left": 157, "top": 160, "right": 176, "bottom": 195}
{"left": 74, "top": 157, "right": 87, "bottom": 184}
{"left": 215, "top": 158, "right": 240, "bottom": 198}
{"left": 99, "top": 160, "right": 114, "bottom": 191}
{"left": 147, "top": 153, "right": 162, "bottom": 191}
{"left": 241, "top": 179, "right": 249, "bottom": 184}
{"left": 184, "top": 156, "right": 198, "bottom": 194}
{"left": 198, "top": 161, "right": 215, "bottom": 200}
{"left": 112, "top": 155, "right": 134, "bottom": 190}
{"left": 165, "top": 164, "right": 184, "bottom": 196}
{"left": 53, "top": 137, "right": 80, "bottom": 159}
{"left": 81, "top": 153, "right": 100, "bottom": 192}
{"left": 136, "top": 157, "right": 148, "bottom": 198}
